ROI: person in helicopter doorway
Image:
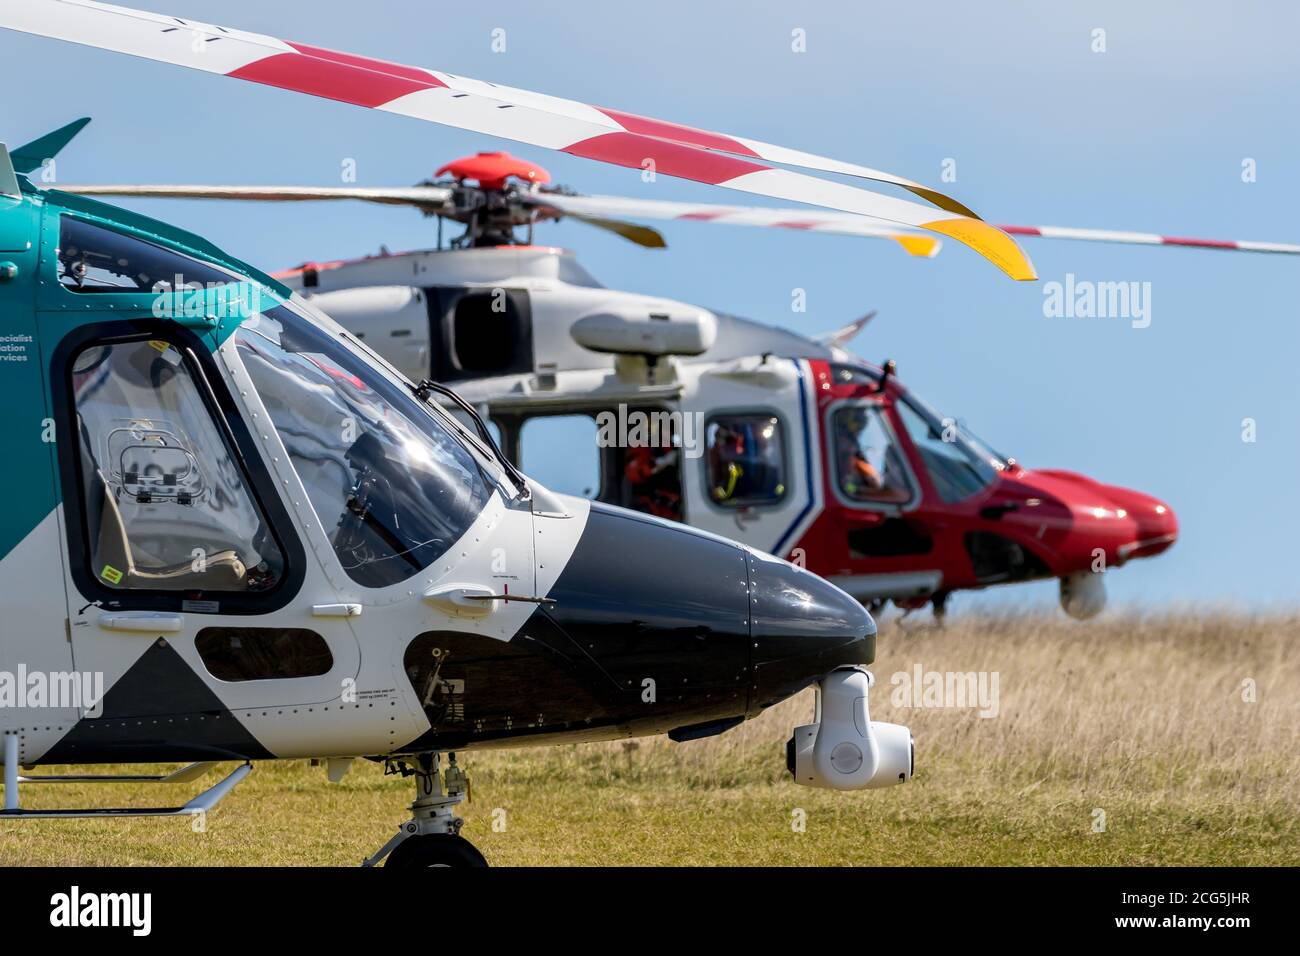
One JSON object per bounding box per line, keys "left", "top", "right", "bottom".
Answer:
{"left": 622, "top": 436, "right": 683, "bottom": 521}
{"left": 835, "top": 406, "right": 909, "bottom": 503}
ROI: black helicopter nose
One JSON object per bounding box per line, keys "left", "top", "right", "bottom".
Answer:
{"left": 536, "top": 502, "right": 874, "bottom": 732}
{"left": 538, "top": 503, "right": 754, "bottom": 727}
{"left": 744, "top": 552, "right": 876, "bottom": 715}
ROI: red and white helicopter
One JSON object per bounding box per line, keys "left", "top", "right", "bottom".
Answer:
{"left": 68, "top": 143, "right": 1300, "bottom": 619}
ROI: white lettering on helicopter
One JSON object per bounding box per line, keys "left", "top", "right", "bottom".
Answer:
{"left": 0, "top": 333, "right": 32, "bottom": 363}
{"left": 49, "top": 886, "right": 151, "bottom": 937}
{"left": 594, "top": 405, "right": 707, "bottom": 459}
{"left": 150, "top": 276, "right": 264, "bottom": 321}
{"left": 1041, "top": 273, "right": 1152, "bottom": 329}
{"left": 889, "top": 665, "right": 1000, "bottom": 718}
{"left": 0, "top": 667, "right": 103, "bottom": 712}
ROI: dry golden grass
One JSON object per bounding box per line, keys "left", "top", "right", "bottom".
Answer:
{"left": 3, "top": 612, "right": 1297, "bottom": 866}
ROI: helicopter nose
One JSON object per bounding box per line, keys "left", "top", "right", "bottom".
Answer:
{"left": 1114, "top": 491, "right": 1179, "bottom": 562}
{"left": 537, "top": 502, "right": 754, "bottom": 720}
{"left": 745, "top": 552, "right": 876, "bottom": 714}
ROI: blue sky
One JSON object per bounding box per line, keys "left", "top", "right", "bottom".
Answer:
{"left": 3, "top": 0, "right": 1297, "bottom": 611}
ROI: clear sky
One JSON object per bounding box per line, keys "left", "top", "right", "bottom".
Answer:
{"left": 3, "top": 0, "right": 1296, "bottom": 612}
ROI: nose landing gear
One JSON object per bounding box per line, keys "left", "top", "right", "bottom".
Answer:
{"left": 363, "top": 752, "right": 488, "bottom": 868}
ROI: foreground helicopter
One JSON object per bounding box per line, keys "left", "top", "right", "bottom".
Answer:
{"left": 0, "top": 0, "right": 1077, "bottom": 866}
{"left": 5, "top": 162, "right": 907, "bottom": 864}
{"left": 71, "top": 148, "right": 1298, "bottom": 618}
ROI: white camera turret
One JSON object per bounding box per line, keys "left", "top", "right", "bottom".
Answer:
{"left": 786, "top": 667, "right": 913, "bottom": 790}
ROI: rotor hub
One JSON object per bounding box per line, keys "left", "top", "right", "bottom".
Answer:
{"left": 435, "top": 151, "right": 550, "bottom": 192}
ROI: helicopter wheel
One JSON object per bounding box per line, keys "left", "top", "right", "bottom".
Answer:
{"left": 385, "top": 833, "right": 488, "bottom": 868}
{"left": 931, "top": 592, "right": 950, "bottom": 622}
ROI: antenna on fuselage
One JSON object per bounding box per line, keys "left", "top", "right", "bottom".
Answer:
{"left": 877, "top": 359, "right": 897, "bottom": 392}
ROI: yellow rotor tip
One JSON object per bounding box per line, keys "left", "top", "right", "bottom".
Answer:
{"left": 893, "top": 234, "right": 942, "bottom": 258}
{"left": 921, "top": 218, "right": 1038, "bottom": 281}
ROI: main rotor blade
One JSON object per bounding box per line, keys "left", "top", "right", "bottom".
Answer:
{"left": 533, "top": 192, "right": 942, "bottom": 257}
{"left": 58, "top": 183, "right": 455, "bottom": 210}
{"left": 0, "top": 1, "right": 1034, "bottom": 280}
{"left": 545, "top": 191, "right": 1300, "bottom": 259}
{"left": 589, "top": 107, "right": 979, "bottom": 219}
{"left": 998, "top": 224, "right": 1300, "bottom": 256}
{"left": 565, "top": 215, "right": 667, "bottom": 248}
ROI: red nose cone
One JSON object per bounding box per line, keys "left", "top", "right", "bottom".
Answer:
{"left": 1005, "top": 469, "right": 1178, "bottom": 569}
{"left": 1106, "top": 488, "right": 1178, "bottom": 562}
{"left": 435, "top": 151, "right": 552, "bottom": 191}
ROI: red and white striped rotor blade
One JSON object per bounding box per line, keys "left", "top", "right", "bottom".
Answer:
{"left": 525, "top": 104, "right": 979, "bottom": 219}
{"left": 0, "top": 1, "right": 1034, "bottom": 280}
{"left": 535, "top": 192, "right": 943, "bottom": 257}
{"left": 999, "top": 224, "right": 1300, "bottom": 256}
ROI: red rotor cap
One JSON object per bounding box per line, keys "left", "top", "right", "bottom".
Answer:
{"left": 435, "top": 152, "right": 551, "bottom": 191}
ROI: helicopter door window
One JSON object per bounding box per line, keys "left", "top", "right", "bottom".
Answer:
{"left": 705, "top": 414, "right": 787, "bottom": 507}
{"left": 831, "top": 404, "right": 914, "bottom": 507}
{"left": 57, "top": 216, "right": 237, "bottom": 293}
{"left": 234, "top": 304, "right": 491, "bottom": 590}
{"left": 520, "top": 414, "right": 600, "bottom": 499}
{"left": 69, "top": 338, "right": 285, "bottom": 593}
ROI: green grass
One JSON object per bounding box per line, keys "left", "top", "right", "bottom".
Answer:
{"left": 3, "top": 612, "right": 1297, "bottom": 866}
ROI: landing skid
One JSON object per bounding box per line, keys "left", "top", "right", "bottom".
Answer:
{"left": 17, "top": 762, "right": 219, "bottom": 785}
{"left": 1, "top": 736, "right": 250, "bottom": 819}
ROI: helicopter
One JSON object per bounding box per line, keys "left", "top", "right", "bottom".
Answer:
{"left": 66, "top": 145, "right": 1298, "bottom": 620}
{"left": 0, "top": 0, "right": 1088, "bottom": 867}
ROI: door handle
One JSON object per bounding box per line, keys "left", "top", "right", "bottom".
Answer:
{"left": 979, "top": 502, "right": 1020, "bottom": 520}
{"left": 98, "top": 611, "right": 184, "bottom": 633}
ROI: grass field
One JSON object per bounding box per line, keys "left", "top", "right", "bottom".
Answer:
{"left": 3, "top": 612, "right": 1297, "bottom": 866}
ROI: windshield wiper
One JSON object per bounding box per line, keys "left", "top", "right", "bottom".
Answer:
{"left": 410, "top": 379, "right": 530, "bottom": 501}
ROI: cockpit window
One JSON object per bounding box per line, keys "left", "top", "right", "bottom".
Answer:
{"left": 235, "top": 305, "right": 491, "bottom": 589}
{"left": 706, "top": 414, "right": 787, "bottom": 507}
{"left": 895, "top": 398, "right": 999, "bottom": 503}
{"left": 831, "top": 404, "right": 913, "bottom": 506}
{"left": 58, "top": 216, "right": 235, "bottom": 293}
